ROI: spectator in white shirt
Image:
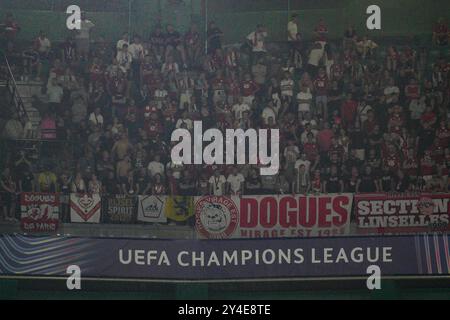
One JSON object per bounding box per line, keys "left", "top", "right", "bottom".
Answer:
{"left": 161, "top": 55, "right": 180, "bottom": 77}
{"left": 295, "top": 153, "right": 311, "bottom": 174}
{"left": 47, "top": 78, "right": 64, "bottom": 114}
{"left": 128, "top": 35, "right": 145, "bottom": 82}
{"left": 88, "top": 107, "right": 104, "bottom": 128}
{"left": 75, "top": 12, "right": 95, "bottom": 56}
{"left": 300, "top": 124, "right": 318, "bottom": 144}
{"left": 116, "top": 32, "right": 129, "bottom": 51}
{"left": 261, "top": 105, "right": 277, "bottom": 125}
{"left": 34, "top": 31, "right": 51, "bottom": 57}
{"left": 176, "top": 111, "right": 194, "bottom": 131}
{"left": 209, "top": 170, "right": 227, "bottom": 196}
{"left": 280, "top": 71, "right": 295, "bottom": 102}
{"left": 147, "top": 154, "right": 165, "bottom": 178}
{"left": 383, "top": 78, "right": 400, "bottom": 104}
{"left": 247, "top": 24, "right": 268, "bottom": 65}
{"left": 297, "top": 85, "right": 312, "bottom": 117}
{"left": 2, "top": 113, "right": 23, "bottom": 140}
{"left": 287, "top": 14, "right": 300, "bottom": 42}
{"left": 232, "top": 97, "right": 251, "bottom": 121}
{"left": 307, "top": 42, "right": 324, "bottom": 77}
{"left": 247, "top": 24, "right": 268, "bottom": 53}
{"left": 409, "top": 96, "right": 427, "bottom": 128}
{"left": 116, "top": 43, "right": 132, "bottom": 73}
{"left": 227, "top": 167, "right": 245, "bottom": 195}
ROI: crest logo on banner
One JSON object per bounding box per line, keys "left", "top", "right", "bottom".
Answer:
{"left": 195, "top": 196, "right": 239, "bottom": 239}
{"left": 165, "top": 196, "right": 195, "bottom": 222}
{"left": 137, "top": 196, "right": 167, "bottom": 223}
{"left": 20, "top": 193, "right": 59, "bottom": 233}
{"left": 70, "top": 193, "right": 102, "bottom": 223}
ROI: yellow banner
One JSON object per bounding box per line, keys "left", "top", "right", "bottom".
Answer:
{"left": 164, "top": 196, "right": 195, "bottom": 222}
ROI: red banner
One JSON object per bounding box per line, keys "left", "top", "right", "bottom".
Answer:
{"left": 195, "top": 194, "right": 353, "bottom": 239}
{"left": 355, "top": 193, "right": 450, "bottom": 234}
{"left": 20, "top": 193, "right": 59, "bottom": 233}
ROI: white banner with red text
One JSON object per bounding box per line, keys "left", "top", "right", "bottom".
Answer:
{"left": 355, "top": 193, "right": 450, "bottom": 234}
{"left": 195, "top": 194, "right": 353, "bottom": 239}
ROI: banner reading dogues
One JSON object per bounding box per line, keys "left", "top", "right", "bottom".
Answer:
{"left": 195, "top": 194, "right": 353, "bottom": 239}
{"left": 355, "top": 193, "right": 450, "bottom": 234}
{"left": 70, "top": 193, "right": 102, "bottom": 223}
{"left": 20, "top": 193, "right": 59, "bottom": 233}
{"left": 106, "top": 195, "right": 136, "bottom": 224}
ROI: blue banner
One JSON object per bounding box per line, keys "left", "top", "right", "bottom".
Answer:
{"left": 0, "top": 234, "right": 449, "bottom": 280}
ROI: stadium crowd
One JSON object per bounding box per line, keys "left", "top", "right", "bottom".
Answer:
{"left": 0, "top": 12, "right": 450, "bottom": 221}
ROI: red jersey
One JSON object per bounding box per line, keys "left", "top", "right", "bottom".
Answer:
{"left": 384, "top": 152, "right": 401, "bottom": 170}
{"left": 145, "top": 120, "right": 163, "bottom": 137}
{"left": 341, "top": 100, "right": 358, "bottom": 124}
{"left": 312, "top": 176, "right": 321, "bottom": 192}
{"left": 328, "top": 144, "right": 345, "bottom": 160}
{"left": 314, "top": 75, "right": 328, "bottom": 95}
{"left": 405, "top": 84, "right": 420, "bottom": 99}
{"left": 331, "top": 64, "right": 344, "bottom": 80}
{"left": 304, "top": 142, "right": 319, "bottom": 162}
{"left": 420, "top": 156, "right": 435, "bottom": 176}
{"left": 90, "top": 64, "right": 104, "bottom": 83}
{"left": 436, "top": 127, "right": 450, "bottom": 147}
{"left": 241, "top": 80, "right": 258, "bottom": 97}
{"left": 185, "top": 31, "right": 200, "bottom": 47}
{"left": 388, "top": 113, "right": 404, "bottom": 134}
{"left": 431, "top": 145, "right": 445, "bottom": 164}
{"left": 227, "top": 79, "right": 241, "bottom": 97}
{"left": 421, "top": 112, "right": 436, "bottom": 128}
{"left": 212, "top": 77, "right": 226, "bottom": 91}
{"left": 403, "top": 157, "right": 419, "bottom": 176}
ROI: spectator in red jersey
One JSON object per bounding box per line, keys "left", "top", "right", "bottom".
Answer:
{"left": 314, "top": 67, "right": 329, "bottom": 120}
{"left": 403, "top": 148, "right": 419, "bottom": 179}
{"left": 420, "top": 150, "right": 436, "bottom": 183}
{"left": 241, "top": 73, "right": 259, "bottom": 106}
{"left": 435, "top": 120, "right": 450, "bottom": 148}
{"left": 314, "top": 18, "right": 328, "bottom": 42}
{"left": 340, "top": 93, "right": 357, "bottom": 129}
{"left": 184, "top": 23, "right": 202, "bottom": 68}
{"left": 405, "top": 78, "right": 421, "bottom": 101}
{"left": 433, "top": 18, "right": 449, "bottom": 46}
{"left": 317, "top": 122, "right": 334, "bottom": 156}
{"left": 1, "top": 13, "right": 20, "bottom": 48}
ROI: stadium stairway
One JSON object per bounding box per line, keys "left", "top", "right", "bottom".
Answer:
{"left": 14, "top": 79, "right": 43, "bottom": 130}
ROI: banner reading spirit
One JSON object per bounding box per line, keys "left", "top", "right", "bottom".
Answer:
{"left": 70, "top": 193, "right": 102, "bottom": 223}
{"left": 20, "top": 193, "right": 59, "bottom": 233}
{"left": 195, "top": 194, "right": 353, "bottom": 239}
{"left": 106, "top": 195, "right": 136, "bottom": 224}
{"left": 355, "top": 193, "right": 450, "bottom": 234}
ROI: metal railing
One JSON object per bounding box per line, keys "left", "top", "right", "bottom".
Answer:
{"left": 2, "top": 53, "right": 29, "bottom": 125}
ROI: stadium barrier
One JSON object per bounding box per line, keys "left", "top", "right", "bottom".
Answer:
{"left": 11, "top": 192, "right": 450, "bottom": 237}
